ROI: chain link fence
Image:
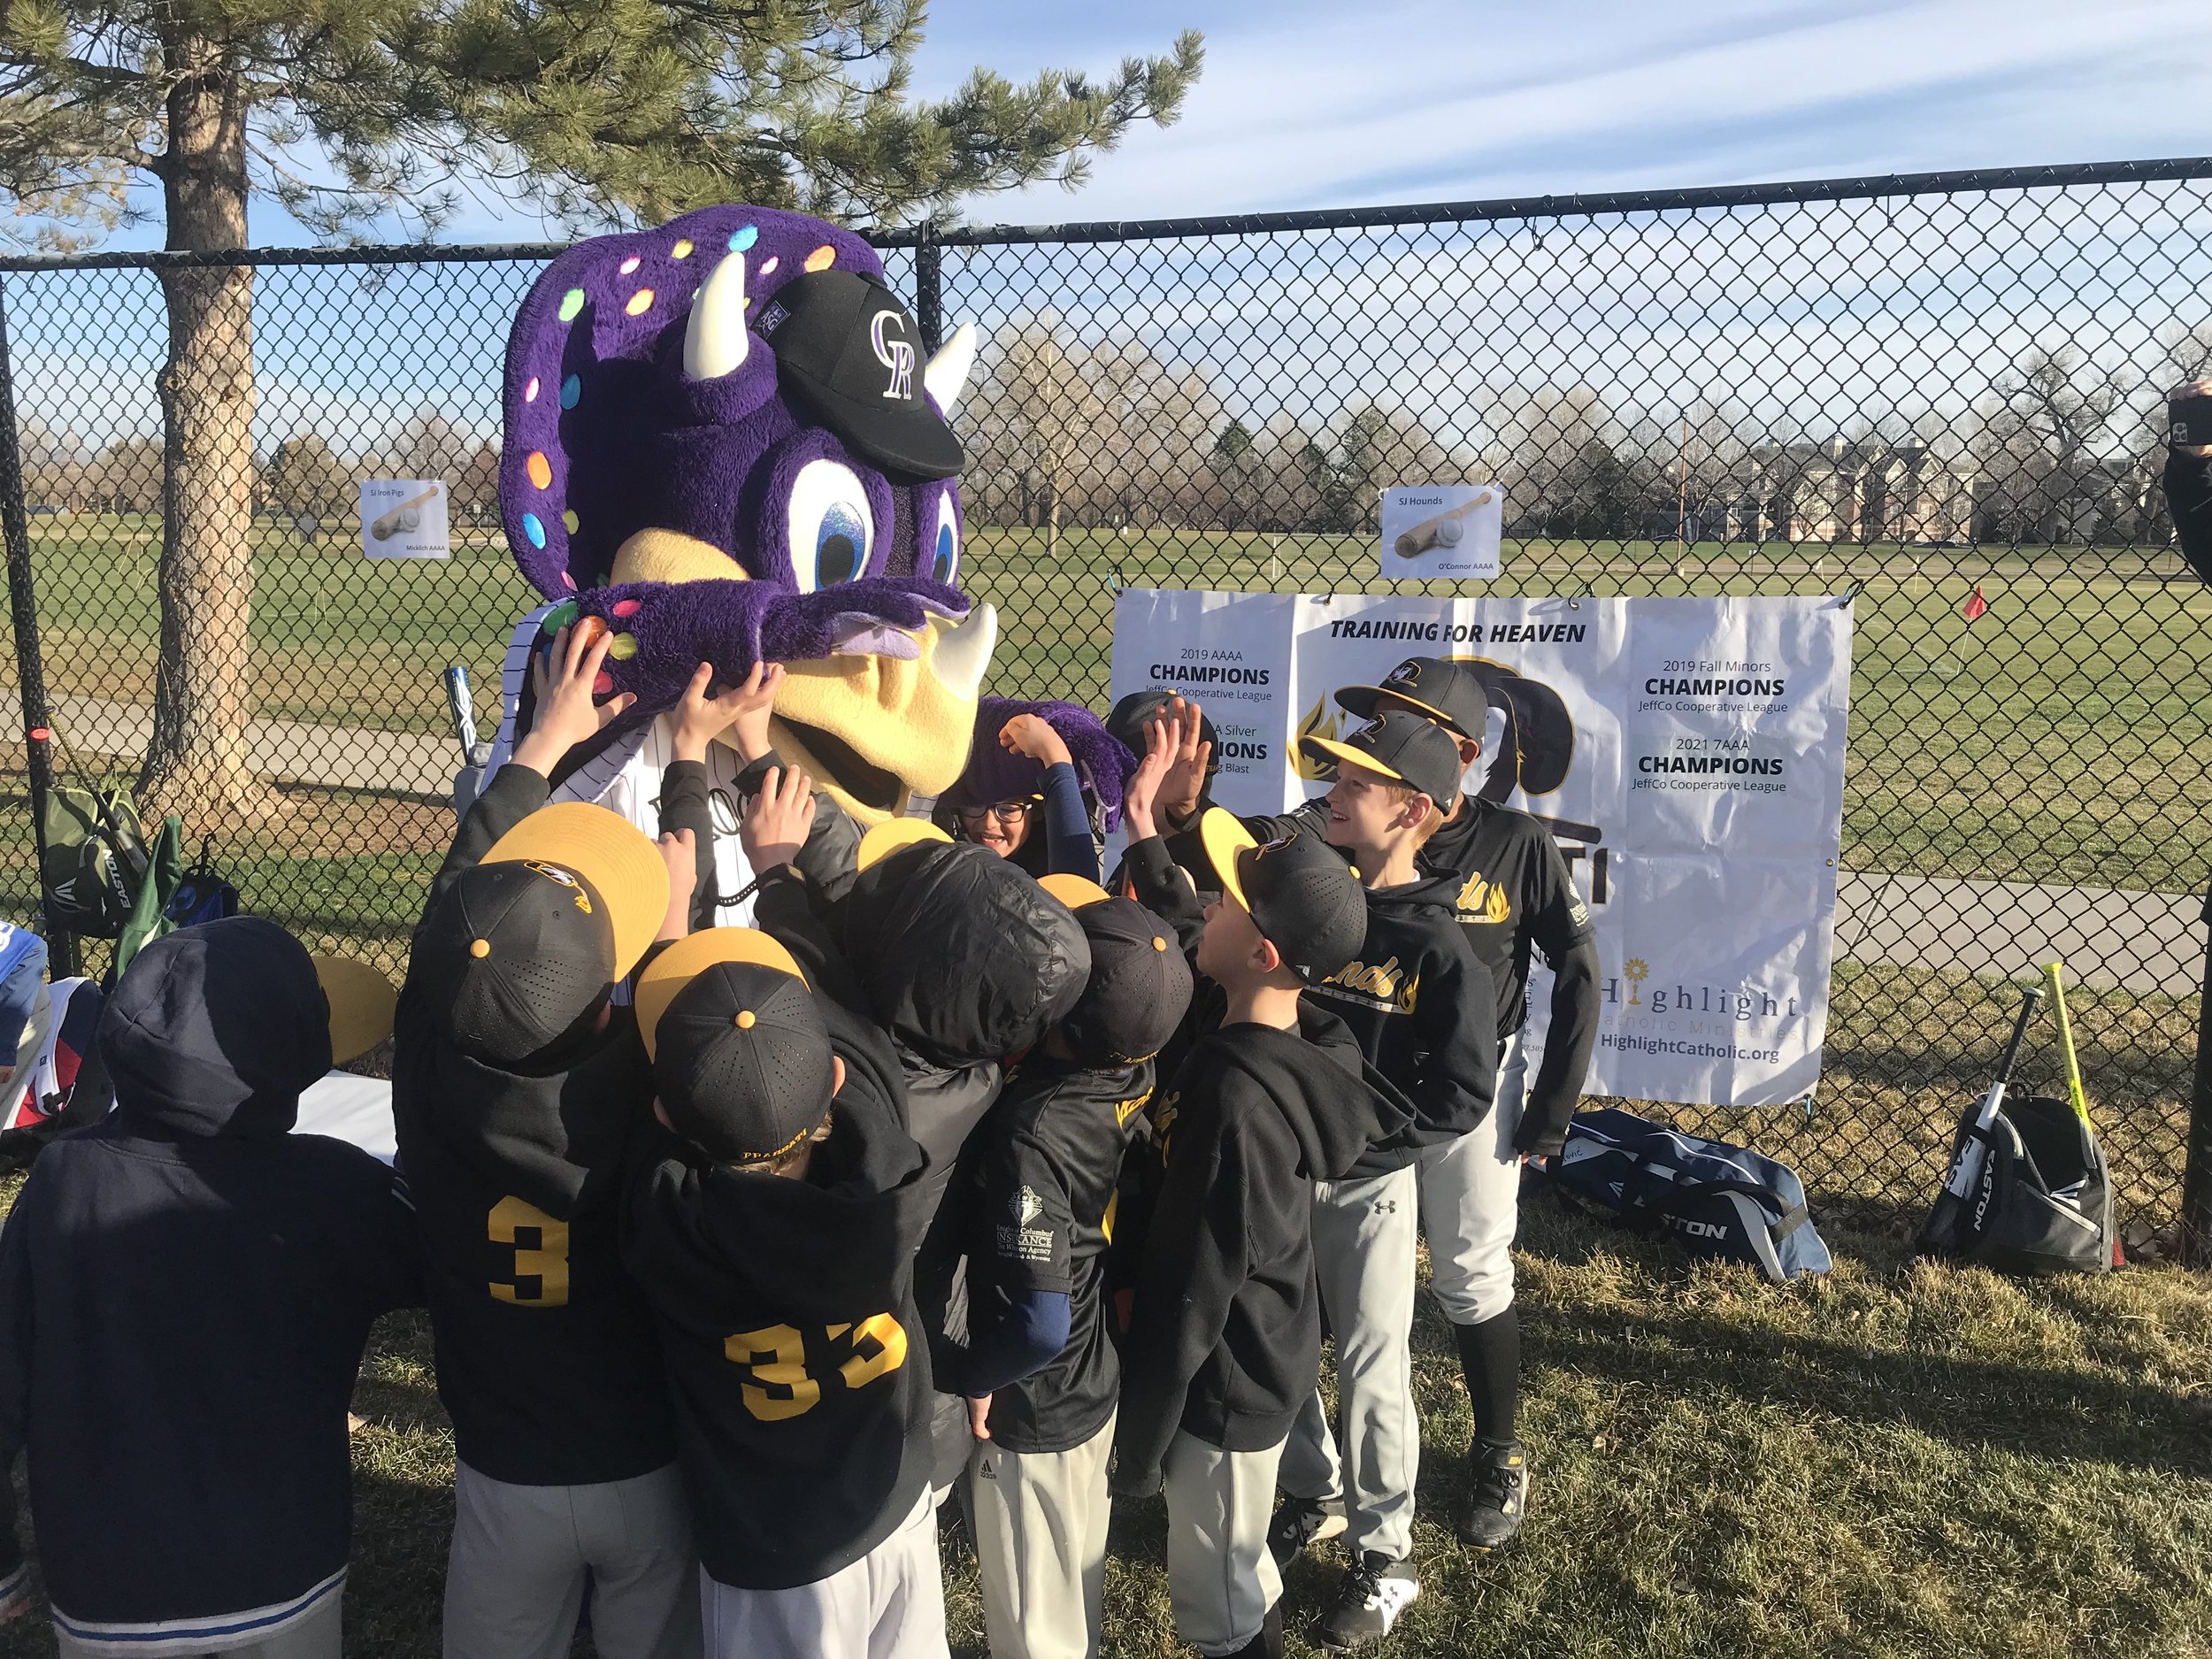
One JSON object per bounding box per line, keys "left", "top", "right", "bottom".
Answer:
{"left": 0, "top": 162, "right": 2207, "bottom": 1239}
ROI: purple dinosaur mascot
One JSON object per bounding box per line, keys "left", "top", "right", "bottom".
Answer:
{"left": 484, "top": 204, "right": 996, "bottom": 909}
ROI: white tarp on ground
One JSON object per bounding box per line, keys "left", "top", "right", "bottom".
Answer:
{"left": 1110, "top": 590, "right": 1854, "bottom": 1109}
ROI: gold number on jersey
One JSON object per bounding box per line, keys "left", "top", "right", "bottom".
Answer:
{"left": 488, "top": 1195, "right": 570, "bottom": 1307}
{"left": 723, "top": 1316, "right": 910, "bottom": 1423}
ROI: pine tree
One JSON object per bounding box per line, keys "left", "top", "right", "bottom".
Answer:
{"left": 0, "top": 2, "right": 1202, "bottom": 824}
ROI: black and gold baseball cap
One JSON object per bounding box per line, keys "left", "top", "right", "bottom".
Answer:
{"left": 634, "top": 928, "right": 836, "bottom": 1166}
{"left": 1334, "top": 656, "right": 1493, "bottom": 739}
{"left": 412, "top": 802, "right": 669, "bottom": 1066}
{"left": 1197, "top": 810, "right": 1367, "bottom": 984}
{"left": 1039, "top": 874, "right": 1194, "bottom": 1064}
{"left": 1300, "top": 710, "right": 1465, "bottom": 810}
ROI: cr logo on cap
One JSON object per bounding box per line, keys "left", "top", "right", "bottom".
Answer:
{"left": 870, "top": 309, "right": 915, "bottom": 402}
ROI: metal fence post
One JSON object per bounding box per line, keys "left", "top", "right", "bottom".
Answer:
{"left": 914, "top": 228, "right": 942, "bottom": 356}
{"left": 0, "top": 277, "right": 73, "bottom": 975}
{"left": 2181, "top": 872, "right": 2212, "bottom": 1261}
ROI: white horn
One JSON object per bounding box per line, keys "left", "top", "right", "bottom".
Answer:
{"left": 923, "top": 321, "right": 979, "bottom": 416}
{"left": 682, "top": 252, "right": 749, "bottom": 382}
{"left": 930, "top": 602, "right": 997, "bottom": 702}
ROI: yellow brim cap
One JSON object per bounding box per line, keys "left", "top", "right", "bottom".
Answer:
{"left": 311, "top": 954, "right": 398, "bottom": 1064}
{"left": 1198, "top": 808, "right": 1258, "bottom": 913}
{"left": 634, "top": 926, "right": 808, "bottom": 1060}
{"left": 1038, "top": 872, "right": 1113, "bottom": 911}
{"left": 856, "top": 818, "right": 953, "bottom": 873}
{"left": 1298, "top": 733, "right": 1409, "bottom": 786}
{"left": 482, "top": 802, "right": 671, "bottom": 979}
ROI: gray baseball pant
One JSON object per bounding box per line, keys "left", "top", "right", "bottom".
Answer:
{"left": 699, "top": 1490, "right": 949, "bottom": 1659}
{"left": 1277, "top": 1163, "right": 1421, "bottom": 1561}
{"left": 1162, "top": 1430, "right": 1286, "bottom": 1658}
{"left": 1417, "top": 1035, "right": 1525, "bottom": 1325}
{"left": 967, "top": 1412, "right": 1115, "bottom": 1659}
{"left": 443, "top": 1460, "right": 700, "bottom": 1659}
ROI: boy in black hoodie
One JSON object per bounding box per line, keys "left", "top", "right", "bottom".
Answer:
{"left": 1259, "top": 710, "right": 1497, "bottom": 1650}
{"left": 960, "top": 874, "right": 1194, "bottom": 1659}
{"left": 395, "top": 623, "right": 742, "bottom": 1659}
{"left": 1113, "top": 810, "right": 1397, "bottom": 1659}
{"left": 0, "top": 918, "right": 421, "bottom": 1656}
{"left": 623, "top": 770, "right": 947, "bottom": 1659}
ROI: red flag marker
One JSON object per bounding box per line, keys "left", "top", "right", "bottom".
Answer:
{"left": 1962, "top": 585, "right": 1987, "bottom": 622}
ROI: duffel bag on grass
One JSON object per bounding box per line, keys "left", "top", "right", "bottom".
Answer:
{"left": 1554, "top": 1107, "right": 1831, "bottom": 1282}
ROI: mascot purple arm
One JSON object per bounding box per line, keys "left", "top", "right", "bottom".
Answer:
{"left": 494, "top": 204, "right": 995, "bottom": 826}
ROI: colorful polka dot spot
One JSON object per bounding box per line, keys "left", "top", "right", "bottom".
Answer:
{"left": 563, "top": 510, "right": 580, "bottom": 534}
{"left": 728, "top": 225, "right": 759, "bottom": 252}
{"left": 758, "top": 257, "right": 780, "bottom": 277}
{"left": 672, "top": 239, "right": 695, "bottom": 259}
{"left": 526, "top": 451, "right": 553, "bottom": 490}
{"left": 607, "top": 633, "right": 639, "bottom": 661}
{"left": 557, "top": 288, "right": 585, "bottom": 321}
{"left": 522, "top": 512, "right": 547, "bottom": 549}
{"left": 543, "top": 599, "right": 580, "bottom": 632}
{"left": 592, "top": 670, "right": 614, "bottom": 696}
{"left": 803, "top": 244, "right": 836, "bottom": 272}
{"left": 611, "top": 598, "right": 641, "bottom": 618}
{"left": 618, "top": 256, "right": 641, "bottom": 275}
{"left": 561, "top": 572, "right": 577, "bottom": 591}
{"left": 524, "top": 375, "right": 541, "bottom": 403}
{"left": 625, "top": 288, "right": 655, "bottom": 317}
{"left": 559, "top": 374, "right": 580, "bottom": 409}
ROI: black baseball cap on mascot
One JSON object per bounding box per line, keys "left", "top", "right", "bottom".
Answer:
{"left": 1038, "top": 875, "right": 1195, "bottom": 1064}
{"left": 1196, "top": 809, "right": 1368, "bottom": 985}
{"left": 411, "top": 802, "right": 672, "bottom": 1066}
{"left": 1300, "top": 709, "right": 1465, "bottom": 810}
{"left": 1333, "top": 656, "right": 1493, "bottom": 741}
{"left": 840, "top": 820, "right": 1091, "bottom": 1067}
{"left": 757, "top": 270, "right": 964, "bottom": 481}
{"left": 634, "top": 929, "right": 834, "bottom": 1166}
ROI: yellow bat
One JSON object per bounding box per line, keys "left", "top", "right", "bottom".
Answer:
{"left": 370, "top": 483, "right": 442, "bottom": 541}
{"left": 1393, "top": 488, "right": 1495, "bottom": 559}
{"left": 2041, "top": 960, "right": 2092, "bottom": 1128}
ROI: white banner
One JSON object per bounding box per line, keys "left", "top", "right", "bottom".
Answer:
{"left": 1110, "top": 590, "right": 1853, "bottom": 1109}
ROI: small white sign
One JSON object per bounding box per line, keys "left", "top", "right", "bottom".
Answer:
{"left": 1380, "top": 483, "right": 1503, "bottom": 580}
{"left": 358, "top": 480, "right": 449, "bottom": 560}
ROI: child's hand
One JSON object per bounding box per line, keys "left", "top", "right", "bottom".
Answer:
{"left": 999, "top": 712, "right": 1073, "bottom": 769}
{"left": 1156, "top": 695, "right": 1211, "bottom": 824}
{"left": 512, "top": 624, "right": 636, "bottom": 776}
{"left": 740, "top": 766, "right": 817, "bottom": 875}
{"left": 657, "top": 828, "right": 697, "bottom": 943}
{"left": 967, "top": 1394, "right": 993, "bottom": 1441}
{"left": 1123, "top": 712, "right": 1175, "bottom": 843}
{"left": 672, "top": 660, "right": 784, "bottom": 765}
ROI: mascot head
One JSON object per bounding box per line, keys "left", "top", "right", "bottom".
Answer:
{"left": 502, "top": 205, "right": 995, "bottom": 823}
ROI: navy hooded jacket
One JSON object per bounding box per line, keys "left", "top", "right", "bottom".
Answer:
{"left": 0, "top": 918, "right": 422, "bottom": 1636}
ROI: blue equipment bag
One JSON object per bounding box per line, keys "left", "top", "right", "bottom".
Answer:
{"left": 1555, "top": 1107, "right": 1831, "bottom": 1282}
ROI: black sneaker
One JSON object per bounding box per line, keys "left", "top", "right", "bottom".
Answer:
{"left": 1265, "top": 1494, "right": 1346, "bottom": 1570}
{"left": 1318, "top": 1551, "right": 1419, "bottom": 1649}
{"left": 1456, "top": 1440, "right": 1531, "bottom": 1550}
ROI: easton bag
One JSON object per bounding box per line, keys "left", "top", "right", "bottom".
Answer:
{"left": 1947, "top": 1094, "right": 2114, "bottom": 1276}
{"left": 39, "top": 784, "right": 149, "bottom": 939}
{"left": 1555, "top": 1107, "right": 1831, "bottom": 1282}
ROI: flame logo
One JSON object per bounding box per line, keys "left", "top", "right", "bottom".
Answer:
{"left": 1295, "top": 695, "right": 1342, "bottom": 781}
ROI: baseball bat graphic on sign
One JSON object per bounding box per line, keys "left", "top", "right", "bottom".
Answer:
{"left": 1393, "top": 489, "right": 1494, "bottom": 559}
{"left": 370, "top": 483, "right": 442, "bottom": 541}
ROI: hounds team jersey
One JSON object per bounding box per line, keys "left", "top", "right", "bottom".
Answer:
{"left": 1419, "top": 799, "right": 1594, "bottom": 1038}
{"left": 965, "top": 1056, "right": 1156, "bottom": 1454}
{"left": 621, "top": 1094, "right": 937, "bottom": 1590}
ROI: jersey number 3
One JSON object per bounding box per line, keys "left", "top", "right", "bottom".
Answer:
{"left": 488, "top": 1196, "right": 570, "bottom": 1307}
{"left": 724, "top": 1316, "right": 908, "bottom": 1422}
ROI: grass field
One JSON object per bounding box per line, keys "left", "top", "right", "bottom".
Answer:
{"left": 1, "top": 1171, "right": 2207, "bottom": 1659}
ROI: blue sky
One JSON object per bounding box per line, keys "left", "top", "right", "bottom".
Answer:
{"left": 197, "top": 0, "right": 2212, "bottom": 244}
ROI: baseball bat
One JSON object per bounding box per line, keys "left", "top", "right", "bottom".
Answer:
{"left": 1940, "top": 980, "right": 2042, "bottom": 1201}
{"left": 2042, "top": 960, "right": 2093, "bottom": 1128}
{"left": 1393, "top": 488, "right": 1494, "bottom": 559}
{"left": 370, "top": 483, "right": 442, "bottom": 541}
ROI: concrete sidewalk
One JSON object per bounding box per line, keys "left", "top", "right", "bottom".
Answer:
{"left": 52, "top": 695, "right": 457, "bottom": 799}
